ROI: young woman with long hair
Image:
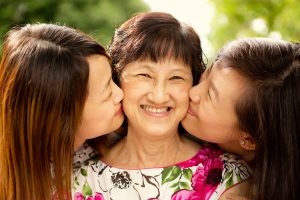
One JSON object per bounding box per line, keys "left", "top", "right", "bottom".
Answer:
{"left": 182, "top": 38, "right": 300, "bottom": 199}
{"left": 0, "top": 23, "right": 124, "bottom": 200}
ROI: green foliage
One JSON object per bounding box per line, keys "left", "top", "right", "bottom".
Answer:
{"left": 161, "top": 166, "right": 192, "bottom": 193}
{"left": 80, "top": 168, "right": 88, "bottom": 177}
{"left": 210, "top": 0, "right": 300, "bottom": 53}
{"left": 161, "top": 166, "right": 181, "bottom": 184}
{"left": 82, "top": 181, "right": 92, "bottom": 197}
{"left": 182, "top": 168, "right": 193, "bottom": 180}
{"left": 0, "top": 0, "right": 149, "bottom": 53}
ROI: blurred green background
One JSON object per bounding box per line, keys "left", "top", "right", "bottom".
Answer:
{"left": 210, "top": 0, "right": 299, "bottom": 55}
{"left": 0, "top": 0, "right": 299, "bottom": 59}
{"left": 0, "top": 0, "right": 149, "bottom": 54}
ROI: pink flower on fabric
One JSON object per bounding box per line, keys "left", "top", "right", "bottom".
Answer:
{"left": 192, "top": 157, "right": 223, "bottom": 190}
{"left": 177, "top": 146, "right": 222, "bottom": 168}
{"left": 192, "top": 158, "right": 223, "bottom": 199}
{"left": 171, "top": 189, "right": 202, "bottom": 200}
{"left": 86, "top": 193, "right": 105, "bottom": 200}
{"left": 172, "top": 146, "right": 223, "bottom": 200}
{"left": 74, "top": 192, "right": 85, "bottom": 200}
{"left": 74, "top": 192, "right": 104, "bottom": 200}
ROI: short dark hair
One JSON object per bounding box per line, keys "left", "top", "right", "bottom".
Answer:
{"left": 108, "top": 12, "right": 205, "bottom": 85}
{"left": 217, "top": 38, "right": 300, "bottom": 200}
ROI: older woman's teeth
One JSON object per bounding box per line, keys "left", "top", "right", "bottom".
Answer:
{"left": 142, "top": 105, "right": 169, "bottom": 113}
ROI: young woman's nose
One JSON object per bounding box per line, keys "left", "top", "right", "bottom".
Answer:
{"left": 112, "top": 82, "right": 124, "bottom": 104}
{"left": 189, "top": 83, "right": 202, "bottom": 103}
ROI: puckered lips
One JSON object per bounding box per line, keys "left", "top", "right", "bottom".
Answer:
{"left": 140, "top": 104, "right": 172, "bottom": 117}
{"left": 187, "top": 105, "right": 197, "bottom": 117}
{"left": 114, "top": 106, "right": 123, "bottom": 117}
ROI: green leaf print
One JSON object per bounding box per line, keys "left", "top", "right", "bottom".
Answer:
{"left": 174, "top": 186, "right": 181, "bottom": 193}
{"left": 237, "top": 174, "right": 242, "bottom": 182}
{"left": 170, "top": 182, "right": 179, "bottom": 188}
{"left": 225, "top": 172, "right": 234, "bottom": 189}
{"left": 224, "top": 170, "right": 232, "bottom": 180}
{"left": 74, "top": 177, "right": 79, "bottom": 185}
{"left": 182, "top": 168, "right": 193, "bottom": 180}
{"left": 162, "top": 166, "right": 181, "bottom": 184}
{"left": 179, "top": 181, "right": 190, "bottom": 190}
{"left": 80, "top": 168, "right": 88, "bottom": 176}
{"left": 162, "top": 166, "right": 174, "bottom": 183}
{"left": 82, "top": 181, "right": 92, "bottom": 197}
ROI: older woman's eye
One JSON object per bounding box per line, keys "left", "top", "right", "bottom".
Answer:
{"left": 170, "top": 76, "right": 184, "bottom": 80}
{"left": 137, "top": 73, "right": 151, "bottom": 78}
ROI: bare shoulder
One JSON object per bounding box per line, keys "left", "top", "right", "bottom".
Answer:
{"left": 219, "top": 180, "right": 250, "bottom": 200}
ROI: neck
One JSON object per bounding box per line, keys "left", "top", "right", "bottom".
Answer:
{"left": 74, "top": 137, "right": 85, "bottom": 151}
{"left": 241, "top": 150, "right": 255, "bottom": 165}
{"left": 107, "top": 128, "right": 182, "bottom": 169}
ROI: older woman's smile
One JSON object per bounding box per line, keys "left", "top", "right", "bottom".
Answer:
{"left": 140, "top": 104, "right": 172, "bottom": 117}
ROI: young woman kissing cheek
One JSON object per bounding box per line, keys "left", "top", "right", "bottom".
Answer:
{"left": 182, "top": 60, "right": 255, "bottom": 161}
{"left": 74, "top": 55, "right": 124, "bottom": 149}
{"left": 120, "top": 58, "right": 193, "bottom": 138}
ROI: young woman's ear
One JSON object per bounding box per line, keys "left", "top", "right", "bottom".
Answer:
{"left": 239, "top": 133, "right": 256, "bottom": 151}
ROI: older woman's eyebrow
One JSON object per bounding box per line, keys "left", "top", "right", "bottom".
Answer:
{"left": 126, "top": 64, "right": 152, "bottom": 71}
{"left": 172, "top": 68, "right": 191, "bottom": 73}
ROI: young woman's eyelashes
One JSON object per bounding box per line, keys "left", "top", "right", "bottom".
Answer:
{"left": 207, "top": 89, "right": 212, "bottom": 101}
{"left": 199, "top": 67, "right": 215, "bottom": 103}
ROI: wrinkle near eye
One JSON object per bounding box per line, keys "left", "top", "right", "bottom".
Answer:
{"left": 121, "top": 71, "right": 134, "bottom": 83}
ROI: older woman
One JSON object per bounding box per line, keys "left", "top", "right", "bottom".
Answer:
{"left": 73, "top": 12, "right": 251, "bottom": 200}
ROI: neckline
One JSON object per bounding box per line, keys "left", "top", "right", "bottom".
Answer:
{"left": 97, "top": 146, "right": 217, "bottom": 171}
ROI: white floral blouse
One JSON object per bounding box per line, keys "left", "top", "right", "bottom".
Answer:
{"left": 72, "top": 145, "right": 251, "bottom": 200}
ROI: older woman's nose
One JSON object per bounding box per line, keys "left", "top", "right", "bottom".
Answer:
{"left": 147, "top": 81, "right": 170, "bottom": 104}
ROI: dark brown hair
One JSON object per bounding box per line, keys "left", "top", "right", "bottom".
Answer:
{"left": 0, "top": 23, "right": 109, "bottom": 200}
{"left": 217, "top": 38, "right": 300, "bottom": 200}
{"left": 108, "top": 12, "right": 205, "bottom": 85}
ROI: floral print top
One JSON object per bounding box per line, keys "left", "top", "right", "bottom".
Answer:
{"left": 72, "top": 145, "right": 251, "bottom": 200}
{"left": 73, "top": 143, "right": 98, "bottom": 168}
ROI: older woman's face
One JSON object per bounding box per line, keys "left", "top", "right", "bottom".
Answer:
{"left": 120, "top": 58, "right": 193, "bottom": 137}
